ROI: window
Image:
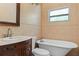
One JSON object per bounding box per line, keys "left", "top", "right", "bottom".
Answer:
{"left": 49, "top": 8, "right": 69, "bottom": 22}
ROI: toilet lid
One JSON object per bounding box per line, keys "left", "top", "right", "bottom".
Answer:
{"left": 32, "top": 48, "right": 50, "bottom": 56}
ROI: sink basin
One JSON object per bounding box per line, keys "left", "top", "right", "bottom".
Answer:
{"left": 0, "top": 36, "right": 31, "bottom": 46}
{"left": 1, "top": 36, "right": 29, "bottom": 43}
{"left": 3, "top": 36, "right": 29, "bottom": 40}
{"left": 2, "top": 36, "right": 35, "bottom": 41}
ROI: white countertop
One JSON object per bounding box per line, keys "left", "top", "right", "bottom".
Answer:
{"left": 0, "top": 36, "right": 32, "bottom": 46}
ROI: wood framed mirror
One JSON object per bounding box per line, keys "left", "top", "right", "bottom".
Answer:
{"left": 0, "top": 3, "right": 20, "bottom": 26}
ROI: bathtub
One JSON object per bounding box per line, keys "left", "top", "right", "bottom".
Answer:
{"left": 36, "top": 39, "right": 78, "bottom": 56}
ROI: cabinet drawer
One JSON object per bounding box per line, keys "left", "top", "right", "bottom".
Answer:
{"left": 1, "top": 44, "right": 17, "bottom": 56}
{"left": 2, "top": 44, "right": 16, "bottom": 51}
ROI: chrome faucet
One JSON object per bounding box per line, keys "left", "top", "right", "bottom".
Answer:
{"left": 6, "top": 28, "right": 12, "bottom": 37}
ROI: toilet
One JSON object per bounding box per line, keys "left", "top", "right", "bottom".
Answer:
{"left": 32, "top": 37, "right": 50, "bottom": 56}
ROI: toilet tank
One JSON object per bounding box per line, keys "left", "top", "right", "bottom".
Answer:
{"left": 32, "top": 36, "right": 37, "bottom": 49}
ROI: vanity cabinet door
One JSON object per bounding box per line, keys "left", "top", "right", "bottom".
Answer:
{"left": 26, "top": 39, "right": 32, "bottom": 56}
{"left": 16, "top": 41, "right": 28, "bottom": 56}
{"left": 16, "top": 39, "right": 32, "bottom": 56}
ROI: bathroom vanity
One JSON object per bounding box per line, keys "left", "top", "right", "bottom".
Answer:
{"left": 0, "top": 36, "right": 32, "bottom": 56}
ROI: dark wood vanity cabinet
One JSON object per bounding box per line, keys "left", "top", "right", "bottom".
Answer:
{"left": 0, "top": 39, "right": 32, "bottom": 56}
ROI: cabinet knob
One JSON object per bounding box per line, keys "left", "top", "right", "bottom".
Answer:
{"left": 27, "top": 48, "right": 30, "bottom": 50}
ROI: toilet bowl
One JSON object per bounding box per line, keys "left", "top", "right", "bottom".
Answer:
{"left": 32, "top": 37, "right": 50, "bottom": 56}
{"left": 32, "top": 48, "right": 50, "bottom": 56}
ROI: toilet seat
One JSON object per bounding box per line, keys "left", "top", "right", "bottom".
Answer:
{"left": 32, "top": 48, "right": 50, "bottom": 56}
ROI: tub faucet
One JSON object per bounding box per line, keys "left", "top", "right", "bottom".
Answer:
{"left": 40, "top": 39, "right": 44, "bottom": 42}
